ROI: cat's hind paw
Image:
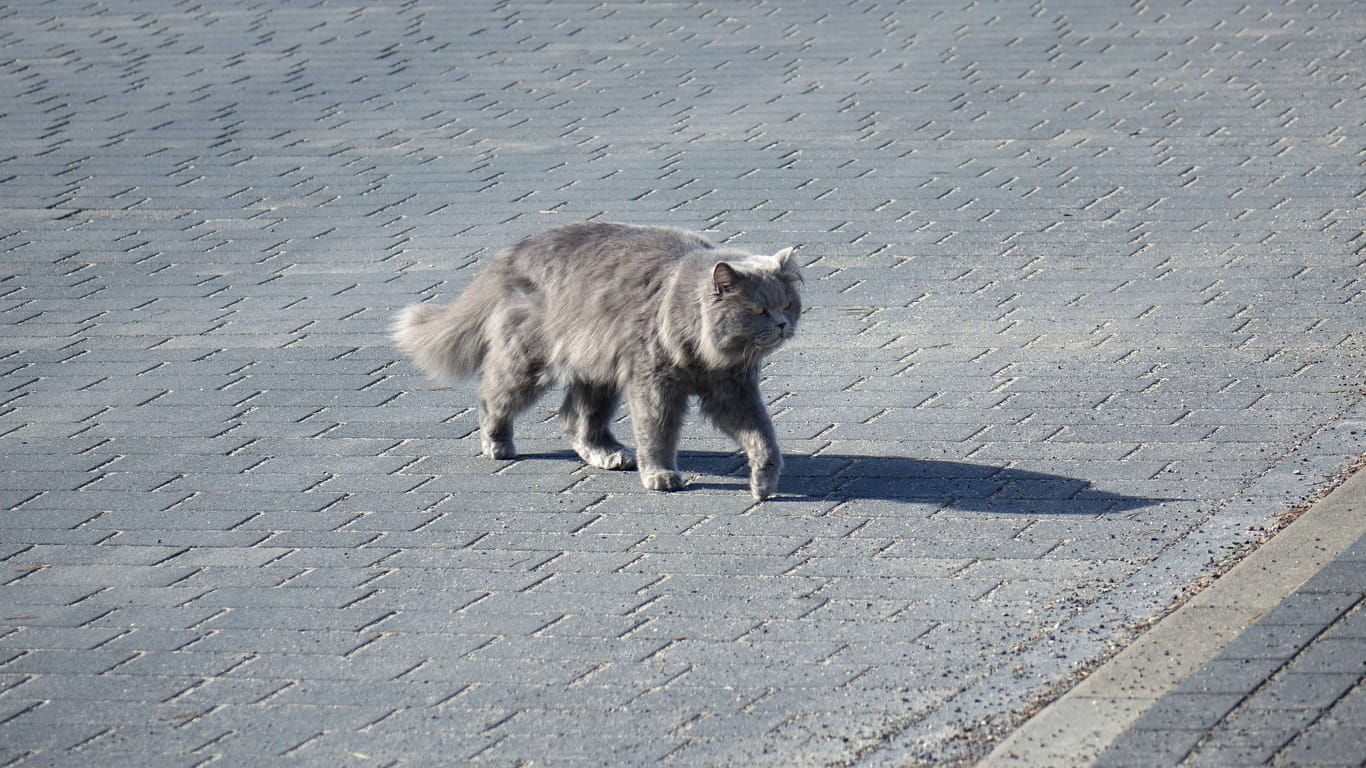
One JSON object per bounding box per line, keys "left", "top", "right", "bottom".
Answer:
{"left": 641, "top": 470, "right": 683, "bottom": 492}
{"left": 481, "top": 437, "right": 516, "bottom": 460}
{"left": 576, "top": 444, "right": 637, "bottom": 471}
{"left": 597, "top": 449, "right": 637, "bottom": 471}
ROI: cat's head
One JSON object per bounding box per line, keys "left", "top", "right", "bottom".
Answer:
{"left": 702, "top": 246, "right": 802, "bottom": 365}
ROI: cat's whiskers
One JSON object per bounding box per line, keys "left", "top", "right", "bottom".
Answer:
{"left": 744, "top": 337, "right": 773, "bottom": 367}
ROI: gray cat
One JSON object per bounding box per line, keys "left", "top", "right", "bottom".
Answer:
{"left": 392, "top": 222, "right": 801, "bottom": 499}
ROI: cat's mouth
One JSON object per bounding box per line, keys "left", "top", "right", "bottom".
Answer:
{"left": 755, "top": 329, "right": 793, "bottom": 350}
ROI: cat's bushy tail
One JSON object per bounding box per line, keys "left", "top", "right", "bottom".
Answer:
{"left": 392, "top": 270, "right": 502, "bottom": 381}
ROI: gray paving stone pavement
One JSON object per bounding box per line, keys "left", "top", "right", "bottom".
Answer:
{"left": 0, "top": 0, "right": 1362, "bottom": 766}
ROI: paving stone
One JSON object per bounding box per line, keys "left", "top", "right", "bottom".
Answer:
{"left": 1276, "top": 723, "right": 1366, "bottom": 766}
{"left": 1246, "top": 672, "right": 1360, "bottom": 713}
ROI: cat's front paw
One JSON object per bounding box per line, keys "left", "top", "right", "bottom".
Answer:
{"left": 750, "top": 462, "right": 781, "bottom": 500}
{"left": 641, "top": 470, "right": 683, "bottom": 492}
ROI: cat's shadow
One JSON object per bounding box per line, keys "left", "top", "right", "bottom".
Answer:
{"left": 669, "top": 451, "right": 1162, "bottom": 514}
{"left": 511, "top": 449, "right": 1165, "bottom": 514}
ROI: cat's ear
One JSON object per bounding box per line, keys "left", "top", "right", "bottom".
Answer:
{"left": 773, "top": 246, "right": 803, "bottom": 282}
{"left": 713, "top": 262, "right": 741, "bottom": 294}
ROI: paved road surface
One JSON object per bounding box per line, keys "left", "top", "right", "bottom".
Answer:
{"left": 1, "top": 1, "right": 1362, "bottom": 765}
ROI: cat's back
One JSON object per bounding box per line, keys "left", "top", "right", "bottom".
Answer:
{"left": 493, "top": 223, "right": 713, "bottom": 381}
{"left": 503, "top": 222, "right": 714, "bottom": 286}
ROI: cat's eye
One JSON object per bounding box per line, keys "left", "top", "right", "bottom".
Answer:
{"left": 782, "top": 301, "right": 792, "bottom": 310}
{"left": 750, "top": 305, "right": 765, "bottom": 315}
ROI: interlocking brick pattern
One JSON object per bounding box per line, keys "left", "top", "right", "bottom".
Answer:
{"left": 1, "top": 0, "right": 1362, "bottom": 765}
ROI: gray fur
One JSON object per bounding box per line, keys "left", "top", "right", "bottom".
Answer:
{"left": 392, "top": 222, "right": 801, "bottom": 499}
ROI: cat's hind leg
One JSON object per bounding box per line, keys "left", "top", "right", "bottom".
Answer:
{"left": 560, "top": 381, "right": 635, "bottom": 470}
{"left": 477, "top": 303, "right": 549, "bottom": 460}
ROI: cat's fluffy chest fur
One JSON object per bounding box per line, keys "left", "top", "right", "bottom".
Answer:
{"left": 393, "top": 222, "right": 801, "bottom": 499}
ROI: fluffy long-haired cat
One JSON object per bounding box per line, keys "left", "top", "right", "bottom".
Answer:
{"left": 392, "top": 222, "right": 801, "bottom": 499}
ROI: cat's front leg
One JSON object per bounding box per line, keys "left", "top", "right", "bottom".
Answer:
{"left": 627, "top": 379, "right": 687, "bottom": 492}
{"left": 749, "top": 452, "right": 783, "bottom": 501}
{"left": 700, "top": 379, "right": 783, "bottom": 500}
